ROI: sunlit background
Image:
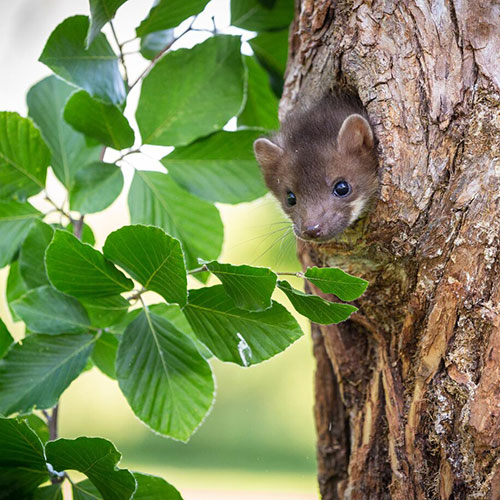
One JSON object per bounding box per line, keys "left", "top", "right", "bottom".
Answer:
{"left": 0, "top": 1, "right": 318, "bottom": 498}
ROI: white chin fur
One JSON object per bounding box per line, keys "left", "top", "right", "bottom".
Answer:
{"left": 349, "top": 197, "right": 367, "bottom": 225}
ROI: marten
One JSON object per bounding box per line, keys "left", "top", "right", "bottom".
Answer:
{"left": 253, "top": 94, "right": 378, "bottom": 242}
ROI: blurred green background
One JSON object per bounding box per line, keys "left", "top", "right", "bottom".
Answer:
{"left": 0, "top": 0, "right": 318, "bottom": 498}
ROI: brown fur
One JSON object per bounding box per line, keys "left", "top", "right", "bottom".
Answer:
{"left": 254, "top": 94, "right": 378, "bottom": 242}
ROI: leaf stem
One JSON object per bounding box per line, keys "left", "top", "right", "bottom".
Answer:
{"left": 188, "top": 264, "right": 208, "bottom": 274}
{"left": 276, "top": 271, "right": 305, "bottom": 278}
{"left": 128, "top": 16, "right": 198, "bottom": 91}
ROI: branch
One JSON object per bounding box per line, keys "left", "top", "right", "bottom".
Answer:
{"left": 43, "top": 213, "right": 85, "bottom": 450}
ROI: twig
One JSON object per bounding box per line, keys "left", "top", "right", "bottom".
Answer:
{"left": 44, "top": 193, "right": 73, "bottom": 223}
{"left": 127, "top": 287, "right": 146, "bottom": 302}
{"left": 110, "top": 20, "right": 129, "bottom": 87}
{"left": 72, "top": 215, "right": 85, "bottom": 240}
{"left": 114, "top": 147, "right": 142, "bottom": 164}
{"left": 120, "top": 36, "right": 138, "bottom": 46}
{"left": 128, "top": 17, "right": 198, "bottom": 91}
{"left": 48, "top": 406, "right": 59, "bottom": 441}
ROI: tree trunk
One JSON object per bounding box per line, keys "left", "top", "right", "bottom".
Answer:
{"left": 281, "top": 1, "right": 500, "bottom": 498}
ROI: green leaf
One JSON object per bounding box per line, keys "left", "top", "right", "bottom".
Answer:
{"left": 87, "top": 0, "right": 129, "bottom": 46}
{"left": 248, "top": 30, "right": 289, "bottom": 77}
{"left": 64, "top": 91, "right": 134, "bottom": 150}
{"left": 0, "top": 200, "right": 40, "bottom": 269}
{"left": 39, "top": 15, "right": 126, "bottom": 105}
{"left": 304, "top": 266, "right": 368, "bottom": 301}
{"left": 45, "top": 437, "right": 136, "bottom": 500}
{"left": 82, "top": 295, "right": 129, "bottom": 328}
{"left": 277, "top": 280, "right": 357, "bottom": 324}
{"left": 0, "top": 418, "right": 48, "bottom": 499}
{"left": 140, "top": 29, "right": 174, "bottom": 60}
{"left": 70, "top": 162, "right": 124, "bottom": 214}
{"left": 92, "top": 331, "right": 119, "bottom": 379}
{"left": 27, "top": 76, "right": 102, "bottom": 189}
{"left": 183, "top": 285, "right": 303, "bottom": 366}
{"left": 46, "top": 230, "right": 134, "bottom": 299}
{"left": 11, "top": 285, "right": 91, "bottom": 334}
{"left": 128, "top": 171, "right": 223, "bottom": 270}
{"left": 163, "top": 130, "right": 267, "bottom": 204}
{"left": 136, "top": 35, "right": 244, "bottom": 146}
{"left": 0, "top": 333, "right": 95, "bottom": 415}
{"left": 0, "top": 112, "right": 50, "bottom": 201}
{"left": 204, "top": 261, "right": 276, "bottom": 311}
{"left": 107, "top": 303, "right": 210, "bottom": 357}
{"left": 34, "top": 484, "right": 63, "bottom": 500}
{"left": 148, "top": 303, "right": 212, "bottom": 358}
{"left": 6, "top": 261, "right": 28, "bottom": 322}
{"left": 238, "top": 56, "right": 279, "bottom": 130}
{"left": 133, "top": 472, "right": 183, "bottom": 500}
{"left": 104, "top": 225, "right": 187, "bottom": 306}
{"left": 0, "top": 320, "right": 13, "bottom": 358}
{"left": 116, "top": 311, "right": 214, "bottom": 441}
{"left": 19, "top": 220, "right": 54, "bottom": 289}
{"left": 136, "top": 0, "right": 209, "bottom": 36}
{"left": 72, "top": 479, "right": 102, "bottom": 500}
{"left": 231, "top": 0, "right": 293, "bottom": 31}
{"left": 256, "top": 0, "right": 277, "bottom": 7}
{"left": 23, "top": 414, "right": 50, "bottom": 445}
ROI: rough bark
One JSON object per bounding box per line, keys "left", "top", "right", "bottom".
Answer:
{"left": 281, "top": 1, "right": 500, "bottom": 498}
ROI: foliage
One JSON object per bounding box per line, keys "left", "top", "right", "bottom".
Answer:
{"left": 0, "top": 0, "right": 368, "bottom": 497}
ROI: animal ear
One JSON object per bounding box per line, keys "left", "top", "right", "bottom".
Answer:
{"left": 253, "top": 138, "right": 283, "bottom": 173}
{"left": 337, "top": 114, "right": 374, "bottom": 154}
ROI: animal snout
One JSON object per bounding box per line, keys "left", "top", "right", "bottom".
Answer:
{"left": 302, "top": 224, "right": 322, "bottom": 239}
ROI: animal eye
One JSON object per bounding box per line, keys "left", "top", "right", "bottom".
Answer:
{"left": 286, "top": 191, "right": 297, "bottom": 206}
{"left": 333, "top": 180, "right": 351, "bottom": 197}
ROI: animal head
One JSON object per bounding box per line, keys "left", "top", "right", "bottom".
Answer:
{"left": 254, "top": 109, "right": 378, "bottom": 242}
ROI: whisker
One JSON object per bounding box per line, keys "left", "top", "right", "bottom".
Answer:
{"left": 228, "top": 225, "right": 290, "bottom": 250}
{"left": 274, "top": 230, "right": 296, "bottom": 268}
{"left": 251, "top": 227, "right": 293, "bottom": 265}
{"left": 248, "top": 221, "right": 292, "bottom": 230}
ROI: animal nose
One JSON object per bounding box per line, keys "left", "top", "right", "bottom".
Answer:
{"left": 303, "top": 224, "right": 322, "bottom": 238}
